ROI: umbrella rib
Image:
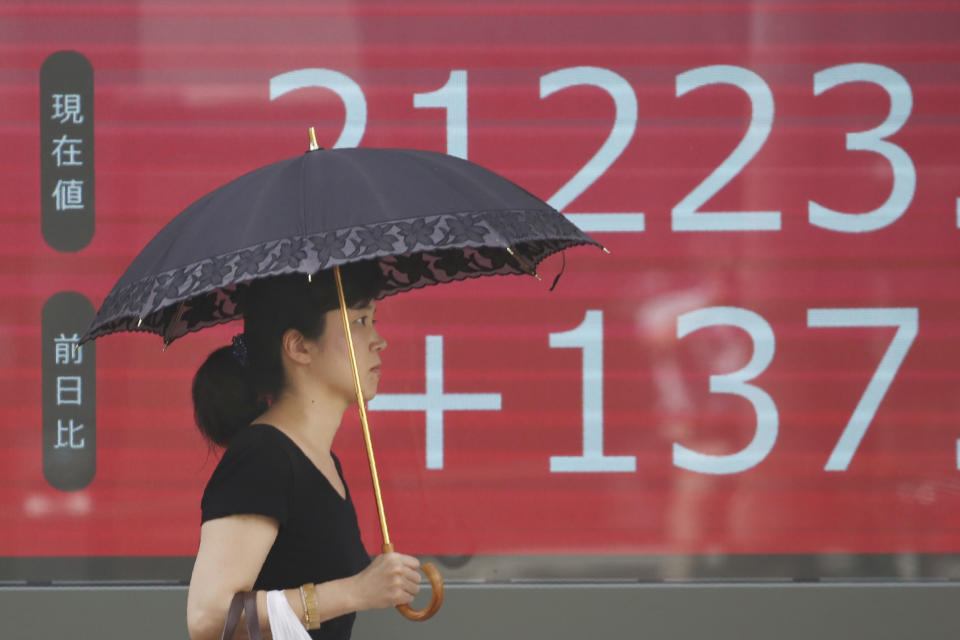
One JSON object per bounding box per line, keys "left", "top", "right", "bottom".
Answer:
{"left": 161, "top": 300, "right": 187, "bottom": 352}
{"left": 506, "top": 246, "right": 541, "bottom": 281}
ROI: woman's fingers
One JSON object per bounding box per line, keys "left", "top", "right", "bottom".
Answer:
{"left": 362, "top": 552, "right": 422, "bottom": 606}
{"left": 395, "top": 552, "right": 421, "bottom": 571}
{"left": 388, "top": 556, "right": 421, "bottom": 603}
{"left": 401, "top": 571, "right": 422, "bottom": 596}
{"left": 350, "top": 552, "right": 426, "bottom": 608}
{"left": 390, "top": 564, "right": 421, "bottom": 599}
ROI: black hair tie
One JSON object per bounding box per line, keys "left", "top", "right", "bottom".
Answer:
{"left": 231, "top": 333, "right": 249, "bottom": 366}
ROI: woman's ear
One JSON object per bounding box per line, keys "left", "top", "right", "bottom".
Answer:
{"left": 280, "top": 328, "right": 312, "bottom": 365}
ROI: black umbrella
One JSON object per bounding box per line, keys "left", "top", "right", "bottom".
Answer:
{"left": 80, "top": 130, "right": 605, "bottom": 620}
{"left": 80, "top": 140, "right": 602, "bottom": 349}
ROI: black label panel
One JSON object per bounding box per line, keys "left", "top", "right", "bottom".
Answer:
{"left": 42, "top": 292, "right": 96, "bottom": 491}
{"left": 40, "top": 51, "right": 94, "bottom": 252}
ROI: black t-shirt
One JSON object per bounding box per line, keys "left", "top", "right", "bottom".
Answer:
{"left": 201, "top": 423, "right": 371, "bottom": 640}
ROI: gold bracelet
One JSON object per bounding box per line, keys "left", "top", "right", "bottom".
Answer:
{"left": 300, "top": 582, "right": 322, "bottom": 630}
{"left": 299, "top": 584, "right": 311, "bottom": 628}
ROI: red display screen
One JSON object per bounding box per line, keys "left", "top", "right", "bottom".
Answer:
{"left": 2, "top": 1, "right": 959, "bottom": 580}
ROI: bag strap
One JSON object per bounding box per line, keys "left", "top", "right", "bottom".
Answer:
{"left": 244, "top": 592, "right": 262, "bottom": 640}
{"left": 220, "top": 593, "right": 245, "bottom": 640}
{"left": 220, "top": 591, "right": 263, "bottom": 640}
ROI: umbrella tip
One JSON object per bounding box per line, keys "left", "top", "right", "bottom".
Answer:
{"left": 601, "top": 245, "right": 611, "bottom": 254}
{"left": 308, "top": 127, "right": 319, "bottom": 151}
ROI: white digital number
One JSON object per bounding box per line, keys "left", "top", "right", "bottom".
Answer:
{"left": 540, "top": 66, "right": 645, "bottom": 232}
{"left": 809, "top": 64, "right": 915, "bottom": 232}
{"left": 672, "top": 65, "right": 781, "bottom": 231}
{"left": 269, "top": 69, "right": 367, "bottom": 148}
{"left": 807, "top": 308, "right": 918, "bottom": 470}
{"left": 414, "top": 70, "right": 468, "bottom": 159}
{"left": 549, "top": 310, "right": 636, "bottom": 472}
{"left": 674, "top": 307, "right": 779, "bottom": 474}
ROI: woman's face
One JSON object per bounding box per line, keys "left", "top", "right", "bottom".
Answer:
{"left": 308, "top": 300, "right": 387, "bottom": 403}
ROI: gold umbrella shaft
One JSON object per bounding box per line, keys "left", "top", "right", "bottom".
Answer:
{"left": 333, "top": 265, "right": 391, "bottom": 547}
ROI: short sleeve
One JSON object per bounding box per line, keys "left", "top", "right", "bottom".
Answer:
{"left": 201, "top": 425, "right": 294, "bottom": 526}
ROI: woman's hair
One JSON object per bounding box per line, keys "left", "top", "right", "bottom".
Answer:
{"left": 191, "top": 261, "right": 386, "bottom": 447}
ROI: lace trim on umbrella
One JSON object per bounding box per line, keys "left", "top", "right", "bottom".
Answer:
{"left": 80, "top": 210, "right": 600, "bottom": 345}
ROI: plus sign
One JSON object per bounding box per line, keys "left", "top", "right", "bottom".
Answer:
{"left": 368, "top": 335, "right": 501, "bottom": 469}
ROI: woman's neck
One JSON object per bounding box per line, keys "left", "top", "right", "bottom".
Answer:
{"left": 257, "top": 387, "right": 348, "bottom": 454}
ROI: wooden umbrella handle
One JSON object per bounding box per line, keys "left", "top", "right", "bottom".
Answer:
{"left": 397, "top": 561, "right": 444, "bottom": 621}
{"left": 383, "top": 543, "right": 444, "bottom": 621}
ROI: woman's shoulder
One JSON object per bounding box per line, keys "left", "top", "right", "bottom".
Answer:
{"left": 202, "top": 423, "right": 297, "bottom": 524}
{"left": 213, "top": 423, "right": 296, "bottom": 473}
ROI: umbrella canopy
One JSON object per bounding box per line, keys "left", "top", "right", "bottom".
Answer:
{"left": 79, "top": 147, "right": 601, "bottom": 347}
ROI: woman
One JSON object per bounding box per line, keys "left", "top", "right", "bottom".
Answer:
{"left": 186, "top": 262, "right": 422, "bottom": 640}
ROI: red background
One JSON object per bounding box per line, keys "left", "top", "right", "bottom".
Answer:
{"left": 2, "top": 1, "right": 959, "bottom": 560}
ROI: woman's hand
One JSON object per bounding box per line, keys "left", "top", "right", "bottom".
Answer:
{"left": 348, "top": 552, "right": 422, "bottom": 611}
